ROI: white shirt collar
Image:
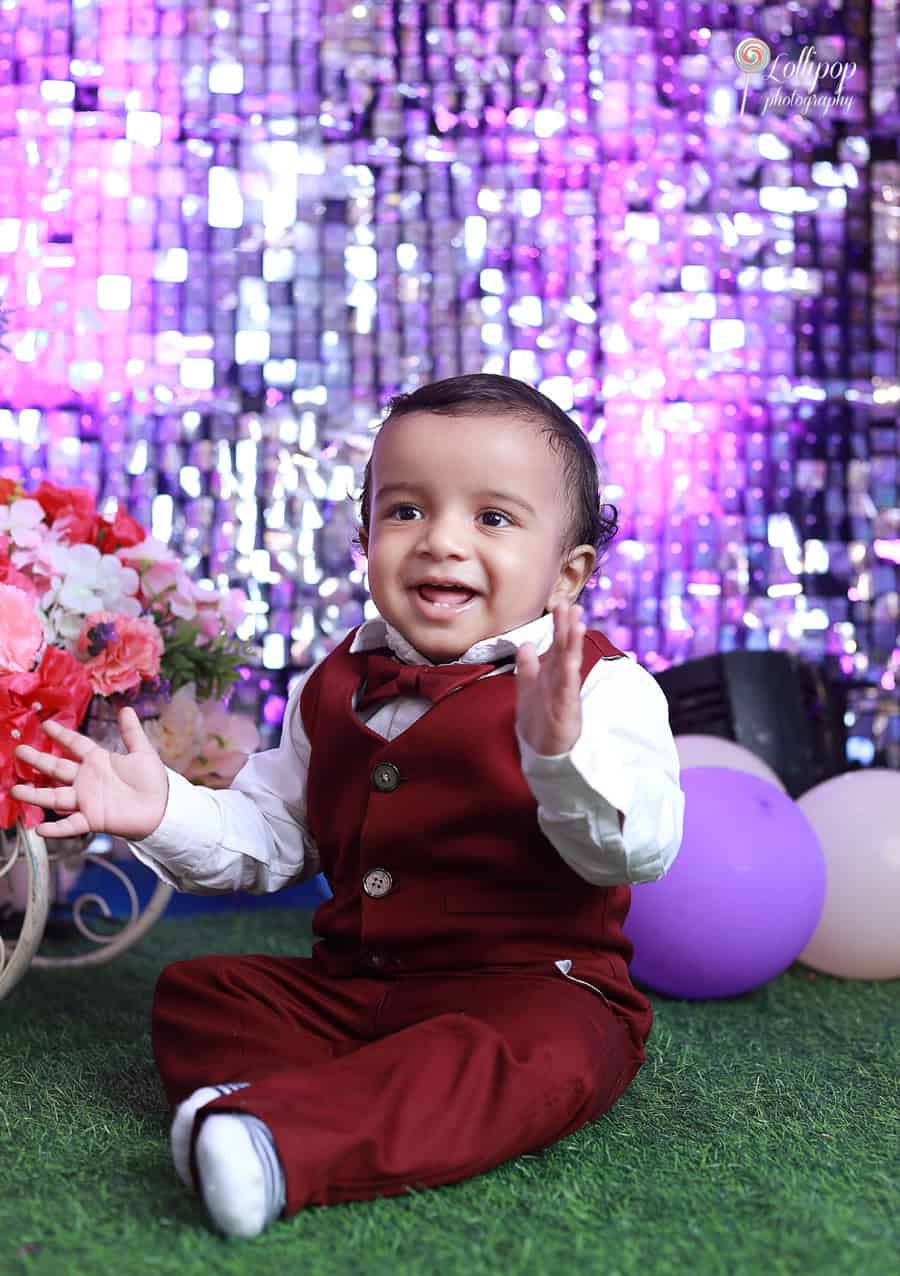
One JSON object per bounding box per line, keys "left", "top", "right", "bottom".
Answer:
{"left": 348, "top": 610, "right": 556, "bottom": 666}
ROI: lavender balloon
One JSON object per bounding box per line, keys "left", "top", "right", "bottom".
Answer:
{"left": 623, "top": 767, "right": 826, "bottom": 1000}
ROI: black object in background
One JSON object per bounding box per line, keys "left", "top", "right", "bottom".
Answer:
{"left": 654, "top": 651, "right": 849, "bottom": 800}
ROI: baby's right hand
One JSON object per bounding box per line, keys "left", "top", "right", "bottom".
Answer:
{"left": 10, "top": 707, "right": 168, "bottom": 841}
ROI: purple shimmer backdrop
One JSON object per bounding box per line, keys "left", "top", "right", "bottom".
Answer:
{"left": 0, "top": 0, "right": 896, "bottom": 762}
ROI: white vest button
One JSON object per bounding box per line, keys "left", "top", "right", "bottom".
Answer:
{"left": 363, "top": 868, "right": 393, "bottom": 898}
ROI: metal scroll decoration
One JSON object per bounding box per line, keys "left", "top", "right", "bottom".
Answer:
{"left": 0, "top": 823, "right": 173, "bottom": 1001}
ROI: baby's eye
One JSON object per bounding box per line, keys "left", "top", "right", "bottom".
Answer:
{"left": 385, "top": 505, "right": 511, "bottom": 527}
{"left": 480, "top": 509, "right": 512, "bottom": 527}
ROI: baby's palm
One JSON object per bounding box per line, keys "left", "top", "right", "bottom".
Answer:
{"left": 10, "top": 709, "right": 168, "bottom": 841}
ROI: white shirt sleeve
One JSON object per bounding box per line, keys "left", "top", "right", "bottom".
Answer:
{"left": 515, "top": 655, "right": 684, "bottom": 886}
{"left": 126, "top": 668, "right": 320, "bottom": 895}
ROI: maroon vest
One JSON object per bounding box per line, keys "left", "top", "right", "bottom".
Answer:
{"left": 299, "top": 624, "right": 653, "bottom": 1051}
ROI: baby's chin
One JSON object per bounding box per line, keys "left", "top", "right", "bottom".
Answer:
{"left": 376, "top": 589, "right": 549, "bottom": 654}
{"left": 397, "top": 618, "right": 544, "bottom": 663}
{"left": 393, "top": 620, "right": 490, "bottom": 663}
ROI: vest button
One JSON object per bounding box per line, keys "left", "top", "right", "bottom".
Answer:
{"left": 363, "top": 868, "right": 393, "bottom": 898}
{"left": 371, "top": 762, "right": 401, "bottom": 792}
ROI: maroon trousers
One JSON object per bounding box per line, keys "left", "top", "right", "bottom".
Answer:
{"left": 151, "top": 952, "right": 646, "bottom": 1216}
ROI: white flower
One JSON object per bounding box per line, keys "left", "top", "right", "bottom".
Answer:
{"left": 40, "top": 542, "right": 142, "bottom": 641}
{"left": 0, "top": 498, "right": 47, "bottom": 549}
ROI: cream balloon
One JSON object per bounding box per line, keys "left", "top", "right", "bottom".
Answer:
{"left": 796, "top": 769, "right": 900, "bottom": 981}
{"left": 675, "top": 734, "right": 786, "bottom": 792}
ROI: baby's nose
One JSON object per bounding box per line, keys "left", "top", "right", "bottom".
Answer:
{"left": 415, "top": 515, "right": 468, "bottom": 552}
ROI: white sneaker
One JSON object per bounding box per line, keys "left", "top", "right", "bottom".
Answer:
{"left": 169, "top": 1083, "right": 249, "bottom": 1189}
{"left": 195, "top": 1113, "right": 285, "bottom": 1240}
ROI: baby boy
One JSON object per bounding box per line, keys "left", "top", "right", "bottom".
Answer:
{"left": 12, "top": 373, "right": 683, "bottom": 1240}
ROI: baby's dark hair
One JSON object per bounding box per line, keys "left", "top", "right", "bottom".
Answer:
{"left": 352, "top": 373, "right": 618, "bottom": 598}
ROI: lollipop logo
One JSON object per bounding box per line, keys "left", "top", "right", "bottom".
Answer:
{"left": 735, "top": 38, "right": 772, "bottom": 116}
{"left": 733, "top": 36, "right": 856, "bottom": 119}
{"left": 735, "top": 37, "right": 771, "bottom": 76}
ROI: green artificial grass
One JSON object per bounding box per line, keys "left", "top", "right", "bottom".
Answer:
{"left": 1, "top": 907, "right": 897, "bottom": 1276}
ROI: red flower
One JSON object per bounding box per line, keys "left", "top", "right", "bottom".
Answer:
{"left": 0, "top": 477, "right": 20, "bottom": 504}
{"left": 32, "top": 479, "right": 97, "bottom": 545}
{"left": 0, "top": 647, "right": 92, "bottom": 830}
{"left": 94, "top": 507, "right": 147, "bottom": 552}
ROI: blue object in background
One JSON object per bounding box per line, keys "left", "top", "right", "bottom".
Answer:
{"left": 65, "top": 855, "right": 333, "bottom": 918}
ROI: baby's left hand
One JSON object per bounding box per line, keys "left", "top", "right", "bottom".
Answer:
{"left": 515, "top": 600, "right": 585, "bottom": 757}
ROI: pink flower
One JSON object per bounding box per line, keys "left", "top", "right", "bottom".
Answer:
{"left": 219, "top": 587, "right": 249, "bottom": 632}
{"left": 142, "top": 684, "right": 260, "bottom": 788}
{"left": 191, "top": 584, "right": 248, "bottom": 644}
{"left": 136, "top": 559, "right": 197, "bottom": 620}
{"left": 0, "top": 582, "right": 44, "bottom": 674}
{"left": 193, "top": 599, "right": 224, "bottom": 641}
{"left": 117, "top": 538, "right": 188, "bottom": 605}
{"left": 186, "top": 699, "right": 260, "bottom": 788}
{"left": 0, "top": 554, "right": 38, "bottom": 598}
{"left": 4, "top": 525, "right": 66, "bottom": 598}
{"left": 75, "top": 610, "right": 164, "bottom": 695}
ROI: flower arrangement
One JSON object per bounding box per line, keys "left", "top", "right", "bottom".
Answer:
{"left": 1, "top": 477, "right": 259, "bottom": 833}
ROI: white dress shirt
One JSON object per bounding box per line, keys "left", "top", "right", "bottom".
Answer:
{"left": 128, "top": 611, "right": 684, "bottom": 896}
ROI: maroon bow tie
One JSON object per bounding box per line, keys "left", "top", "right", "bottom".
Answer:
{"left": 357, "top": 648, "right": 509, "bottom": 711}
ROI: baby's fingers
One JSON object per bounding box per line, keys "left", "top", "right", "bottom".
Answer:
{"left": 516, "top": 641, "right": 539, "bottom": 672}
{"left": 551, "top": 601, "right": 584, "bottom": 667}
{"left": 564, "top": 601, "right": 583, "bottom": 640}
{"left": 118, "top": 705, "right": 155, "bottom": 754}
{"left": 39, "top": 717, "right": 94, "bottom": 759}
{"left": 569, "top": 604, "right": 585, "bottom": 655}
{"left": 9, "top": 781, "right": 79, "bottom": 812}
{"left": 35, "top": 811, "right": 91, "bottom": 839}
{"left": 13, "top": 743, "right": 79, "bottom": 783}
{"left": 12, "top": 744, "right": 79, "bottom": 783}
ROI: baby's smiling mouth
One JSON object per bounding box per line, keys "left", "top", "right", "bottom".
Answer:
{"left": 411, "top": 583, "right": 478, "bottom": 608}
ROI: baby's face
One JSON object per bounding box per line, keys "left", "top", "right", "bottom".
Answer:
{"left": 358, "top": 410, "right": 593, "bottom": 663}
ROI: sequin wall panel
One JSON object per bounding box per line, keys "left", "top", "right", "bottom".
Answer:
{"left": 0, "top": 1, "right": 897, "bottom": 761}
